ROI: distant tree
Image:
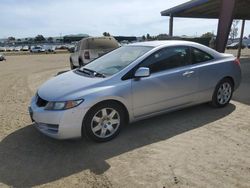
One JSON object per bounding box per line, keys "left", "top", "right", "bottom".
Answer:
{"left": 8, "top": 36, "right": 15, "bottom": 41}
{"left": 201, "top": 32, "right": 215, "bottom": 38}
{"left": 103, "top": 32, "right": 111, "bottom": 36}
{"left": 229, "top": 20, "right": 240, "bottom": 41}
{"left": 47, "top": 37, "right": 53, "bottom": 43}
{"left": 34, "top": 35, "right": 46, "bottom": 42}
{"left": 156, "top": 34, "right": 169, "bottom": 40}
{"left": 142, "top": 35, "right": 146, "bottom": 41}
{"left": 17, "top": 39, "right": 21, "bottom": 42}
{"left": 146, "top": 33, "right": 151, "bottom": 40}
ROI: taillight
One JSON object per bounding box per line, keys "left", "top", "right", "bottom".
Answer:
{"left": 84, "top": 51, "right": 90, "bottom": 59}
{"left": 234, "top": 58, "right": 240, "bottom": 66}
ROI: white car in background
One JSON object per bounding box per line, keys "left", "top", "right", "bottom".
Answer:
{"left": 70, "top": 36, "right": 119, "bottom": 69}
{"left": 0, "top": 54, "right": 6, "bottom": 61}
{"left": 44, "top": 45, "right": 56, "bottom": 53}
{"left": 14, "top": 46, "right": 22, "bottom": 51}
{"left": 9, "top": 47, "right": 15, "bottom": 51}
{"left": 0, "top": 47, "right": 5, "bottom": 52}
{"left": 22, "top": 46, "right": 29, "bottom": 51}
{"left": 30, "top": 46, "right": 45, "bottom": 53}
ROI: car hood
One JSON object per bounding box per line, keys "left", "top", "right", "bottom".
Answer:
{"left": 38, "top": 70, "right": 108, "bottom": 101}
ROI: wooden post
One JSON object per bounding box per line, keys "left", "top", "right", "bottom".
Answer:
{"left": 216, "top": 0, "right": 236, "bottom": 52}
{"left": 169, "top": 15, "right": 173, "bottom": 37}
{"left": 237, "top": 20, "right": 245, "bottom": 59}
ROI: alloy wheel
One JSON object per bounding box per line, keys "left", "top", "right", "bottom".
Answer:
{"left": 91, "top": 108, "right": 120, "bottom": 138}
{"left": 217, "top": 82, "right": 232, "bottom": 105}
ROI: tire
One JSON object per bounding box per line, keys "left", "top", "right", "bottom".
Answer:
{"left": 211, "top": 78, "right": 234, "bottom": 108}
{"left": 79, "top": 58, "right": 84, "bottom": 67}
{"left": 83, "top": 102, "right": 125, "bottom": 142}
{"left": 70, "top": 59, "right": 76, "bottom": 70}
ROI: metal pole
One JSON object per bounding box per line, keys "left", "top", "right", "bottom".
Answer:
{"left": 237, "top": 20, "right": 245, "bottom": 59}
{"left": 169, "top": 15, "right": 173, "bottom": 37}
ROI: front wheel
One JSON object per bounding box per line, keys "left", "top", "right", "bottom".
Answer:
{"left": 212, "top": 78, "right": 234, "bottom": 107}
{"left": 83, "top": 102, "right": 125, "bottom": 142}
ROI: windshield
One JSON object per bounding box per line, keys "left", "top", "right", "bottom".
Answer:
{"left": 81, "top": 46, "right": 152, "bottom": 76}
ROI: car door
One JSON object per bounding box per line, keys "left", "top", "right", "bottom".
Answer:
{"left": 131, "top": 46, "right": 199, "bottom": 118}
{"left": 189, "top": 47, "right": 218, "bottom": 102}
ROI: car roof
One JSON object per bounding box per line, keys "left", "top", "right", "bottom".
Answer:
{"left": 80, "top": 36, "right": 116, "bottom": 43}
{"left": 128, "top": 40, "right": 199, "bottom": 47}
{"left": 128, "top": 40, "right": 223, "bottom": 58}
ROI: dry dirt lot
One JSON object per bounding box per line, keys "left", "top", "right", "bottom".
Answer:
{"left": 0, "top": 53, "right": 250, "bottom": 188}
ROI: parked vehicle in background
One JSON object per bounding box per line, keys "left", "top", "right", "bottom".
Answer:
{"left": 56, "top": 45, "right": 68, "bottom": 50}
{"left": 67, "top": 45, "right": 75, "bottom": 53}
{"left": 29, "top": 41, "right": 241, "bottom": 142}
{"left": 70, "top": 36, "right": 119, "bottom": 69}
{"left": 22, "top": 46, "right": 29, "bottom": 51}
{"left": 9, "top": 47, "right": 15, "bottom": 51}
{"left": 226, "top": 42, "right": 246, "bottom": 49}
{"left": 0, "top": 47, "right": 5, "bottom": 52}
{"left": 14, "top": 46, "right": 22, "bottom": 51}
{"left": 44, "top": 45, "right": 56, "bottom": 53}
{"left": 0, "top": 54, "right": 6, "bottom": 61}
{"left": 3, "top": 47, "right": 10, "bottom": 52}
{"left": 30, "top": 46, "right": 45, "bottom": 53}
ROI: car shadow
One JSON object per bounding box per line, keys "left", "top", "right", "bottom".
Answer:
{"left": 0, "top": 103, "right": 235, "bottom": 187}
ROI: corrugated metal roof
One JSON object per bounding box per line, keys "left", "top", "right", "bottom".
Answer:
{"left": 161, "top": 0, "right": 250, "bottom": 20}
{"left": 161, "top": 0, "right": 209, "bottom": 16}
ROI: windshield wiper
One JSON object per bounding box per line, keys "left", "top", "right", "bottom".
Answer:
{"left": 79, "top": 68, "right": 106, "bottom": 78}
{"left": 77, "top": 68, "right": 91, "bottom": 75}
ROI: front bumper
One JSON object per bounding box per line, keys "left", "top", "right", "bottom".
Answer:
{"left": 29, "top": 96, "right": 87, "bottom": 139}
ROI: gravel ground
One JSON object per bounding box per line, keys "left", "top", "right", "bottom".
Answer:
{"left": 0, "top": 53, "right": 250, "bottom": 188}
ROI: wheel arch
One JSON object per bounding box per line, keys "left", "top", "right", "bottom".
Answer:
{"left": 81, "top": 99, "right": 130, "bottom": 137}
{"left": 220, "top": 76, "right": 235, "bottom": 90}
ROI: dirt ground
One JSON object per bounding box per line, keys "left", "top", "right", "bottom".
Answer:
{"left": 0, "top": 53, "right": 250, "bottom": 188}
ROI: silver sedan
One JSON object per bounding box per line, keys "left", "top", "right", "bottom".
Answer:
{"left": 29, "top": 41, "right": 241, "bottom": 142}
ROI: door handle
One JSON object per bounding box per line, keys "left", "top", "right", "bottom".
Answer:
{"left": 182, "top": 71, "right": 194, "bottom": 77}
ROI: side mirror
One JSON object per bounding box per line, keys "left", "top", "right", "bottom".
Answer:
{"left": 134, "top": 67, "right": 150, "bottom": 78}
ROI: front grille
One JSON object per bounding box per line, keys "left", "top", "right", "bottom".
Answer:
{"left": 36, "top": 95, "right": 48, "bottom": 107}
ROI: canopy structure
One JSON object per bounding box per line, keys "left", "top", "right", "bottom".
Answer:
{"left": 161, "top": 0, "right": 250, "bottom": 56}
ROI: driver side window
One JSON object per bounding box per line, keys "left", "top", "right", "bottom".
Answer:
{"left": 140, "top": 46, "right": 191, "bottom": 74}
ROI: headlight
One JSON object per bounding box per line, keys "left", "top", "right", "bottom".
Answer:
{"left": 44, "top": 99, "right": 84, "bottom": 110}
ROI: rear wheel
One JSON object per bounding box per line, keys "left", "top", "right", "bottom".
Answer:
{"left": 83, "top": 102, "right": 125, "bottom": 142}
{"left": 70, "top": 58, "right": 76, "bottom": 70}
{"left": 212, "top": 78, "right": 233, "bottom": 107}
{"left": 79, "top": 58, "right": 84, "bottom": 67}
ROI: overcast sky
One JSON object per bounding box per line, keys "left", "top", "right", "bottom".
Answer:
{"left": 0, "top": 0, "right": 249, "bottom": 38}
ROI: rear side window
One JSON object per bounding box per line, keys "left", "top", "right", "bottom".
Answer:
{"left": 140, "top": 46, "right": 191, "bottom": 74}
{"left": 191, "top": 48, "right": 213, "bottom": 64}
{"left": 75, "top": 42, "right": 81, "bottom": 51}
{"left": 87, "top": 38, "right": 119, "bottom": 49}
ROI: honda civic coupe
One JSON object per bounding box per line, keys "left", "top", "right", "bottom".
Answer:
{"left": 29, "top": 41, "right": 241, "bottom": 142}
